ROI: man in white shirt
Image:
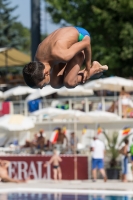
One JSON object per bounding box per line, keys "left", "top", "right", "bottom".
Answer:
{"left": 90, "top": 136, "right": 107, "bottom": 182}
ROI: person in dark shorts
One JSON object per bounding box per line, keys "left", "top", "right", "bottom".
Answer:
{"left": 130, "top": 138, "right": 133, "bottom": 175}
{"left": 120, "top": 139, "right": 129, "bottom": 182}
{"left": 44, "top": 149, "right": 62, "bottom": 180}
{"left": 23, "top": 26, "right": 108, "bottom": 89}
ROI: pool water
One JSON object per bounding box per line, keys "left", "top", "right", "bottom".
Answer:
{"left": 0, "top": 194, "right": 132, "bottom": 200}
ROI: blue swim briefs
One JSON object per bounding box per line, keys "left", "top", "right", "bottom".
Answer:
{"left": 75, "top": 27, "right": 90, "bottom": 41}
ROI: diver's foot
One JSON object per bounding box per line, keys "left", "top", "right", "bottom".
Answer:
{"left": 25, "top": 177, "right": 31, "bottom": 183}
{"left": 90, "top": 72, "right": 103, "bottom": 80}
{"left": 90, "top": 61, "right": 108, "bottom": 77}
{"left": 104, "top": 176, "right": 107, "bottom": 182}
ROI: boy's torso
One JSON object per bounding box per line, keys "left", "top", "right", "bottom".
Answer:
{"left": 35, "top": 27, "right": 79, "bottom": 62}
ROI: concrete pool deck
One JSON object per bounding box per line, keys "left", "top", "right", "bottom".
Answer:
{"left": 0, "top": 180, "right": 133, "bottom": 194}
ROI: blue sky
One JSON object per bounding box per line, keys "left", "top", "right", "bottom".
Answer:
{"left": 10, "top": 0, "right": 61, "bottom": 34}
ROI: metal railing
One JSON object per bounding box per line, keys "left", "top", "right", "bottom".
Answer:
{"left": 8, "top": 95, "right": 133, "bottom": 119}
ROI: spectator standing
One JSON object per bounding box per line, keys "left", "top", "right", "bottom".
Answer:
{"left": 90, "top": 136, "right": 107, "bottom": 182}
{"left": 120, "top": 139, "right": 129, "bottom": 182}
{"left": 44, "top": 149, "right": 62, "bottom": 180}
{"left": 130, "top": 138, "right": 133, "bottom": 176}
{"left": 120, "top": 87, "right": 130, "bottom": 118}
{"left": 30, "top": 133, "right": 38, "bottom": 154}
{"left": 56, "top": 128, "right": 68, "bottom": 153}
{"left": 69, "top": 132, "right": 78, "bottom": 154}
{"left": 37, "top": 129, "right": 46, "bottom": 153}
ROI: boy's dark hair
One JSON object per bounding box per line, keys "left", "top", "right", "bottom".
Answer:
{"left": 124, "top": 139, "right": 129, "bottom": 144}
{"left": 23, "top": 61, "right": 45, "bottom": 88}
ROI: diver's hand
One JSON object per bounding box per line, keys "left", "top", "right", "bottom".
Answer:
{"left": 82, "top": 69, "right": 90, "bottom": 83}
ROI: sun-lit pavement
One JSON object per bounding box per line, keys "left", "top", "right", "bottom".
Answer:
{"left": 0, "top": 180, "right": 133, "bottom": 193}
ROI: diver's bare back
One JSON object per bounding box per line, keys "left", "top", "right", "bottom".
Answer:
{"left": 35, "top": 27, "right": 78, "bottom": 64}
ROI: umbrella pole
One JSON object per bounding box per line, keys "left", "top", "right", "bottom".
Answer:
{"left": 118, "top": 96, "right": 122, "bottom": 117}
{"left": 114, "top": 90, "right": 117, "bottom": 114}
{"left": 74, "top": 119, "right": 77, "bottom": 180}
{"left": 95, "top": 123, "right": 98, "bottom": 136}
{"left": 101, "top": 97, "right": 105, "bottom": 111}
{"left": 69, "top": 99, "right": 72, "bottom": 110}
{"left": 88, "top": 129, "right": 93, "bottom": 180}
{"left": 49, "top": 119, "right": 52, "bottom": 150}
{"left": 20, "top": 97, "right": 22, "bottom": 114}
{"left": 5, "top": 50, "right": 8, "bottom": 81}
{"left": 13, "top": 131, "right": 17, "bottom": 147}
{"left": 85, "top": 98, "right": 88, "bottom": 112}
{"left": 24, "top": 101, "right": 28, "bottom": 116}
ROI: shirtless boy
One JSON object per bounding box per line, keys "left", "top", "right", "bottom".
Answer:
{"left": 44, "top": 149, "right": 62, "bottom": 180}
{"left": 23, "top": 26, "right": 108, "bottom": 89}
{"left": 0, "top": 159, "right": 28, "bottom": 183}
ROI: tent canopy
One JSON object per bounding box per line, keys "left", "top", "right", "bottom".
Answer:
{"left": 0, "top": 47, "right": 31, "bottom": 67}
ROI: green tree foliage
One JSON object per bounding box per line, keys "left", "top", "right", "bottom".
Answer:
{"left": 12, "top": 22, "right": 31, "bottom": 54}
{"left": 0, "top": 0, "right": 30, "bottom": 53}
{"left": 103, "top": 131, "right": 132, "bottom": 168}
{"left": 45, "top": 0, "right": 133, "bottom": 77}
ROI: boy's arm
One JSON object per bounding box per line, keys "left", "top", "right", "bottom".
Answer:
{"left": 48, "top": 157, "right": 54, "bottom": 164}
{"left": 90, "top": 147, "right": 94, "bottom": 152}
{"left": 44, "top": 157, "right": 53, "bottom": 167}
{"left": 52, "top": 37, "right": 91, "bottom": 63}
{"left": 83, "top": 36, "right": 91, "bottom": 69}
{"left": 58, "top": 156, "right": 62, "bottom": 162}
{"left": 82, "top": 36, "right": 91, "bottom": 83}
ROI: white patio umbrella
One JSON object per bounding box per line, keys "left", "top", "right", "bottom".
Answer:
{"left": 31, "top": 107, "right": 65, "bottom": 120}
{"left": 81, "top": 110, "right": 121, "bottom": 123}
{"left": 3, "top": 86, "right": 35, "bottom": 99}
{"left": 31, "top": 107, "right": 64, "bottom": 116}
{"left": 97, "top": 76, "right": 133, "bottom": 92}
{"left": 57, "top": 85, "right": 93, "bottom": 96}
{"left": 52, "top": 109, "right": 87, "bottom": 121}
{"left": 85, "top": 76, "right": 133, "bottom": 92}
{"left": 53, "top": 109, "right": 121, "bottom": 123}
{"left": 26, "top": 85, "right": 58, "bottom": 101}
{"left": 84, "top": 80, "right": 101, "bottom": 91}
{"left": 0, "top": 114, "right": 34, "bottom": 131}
